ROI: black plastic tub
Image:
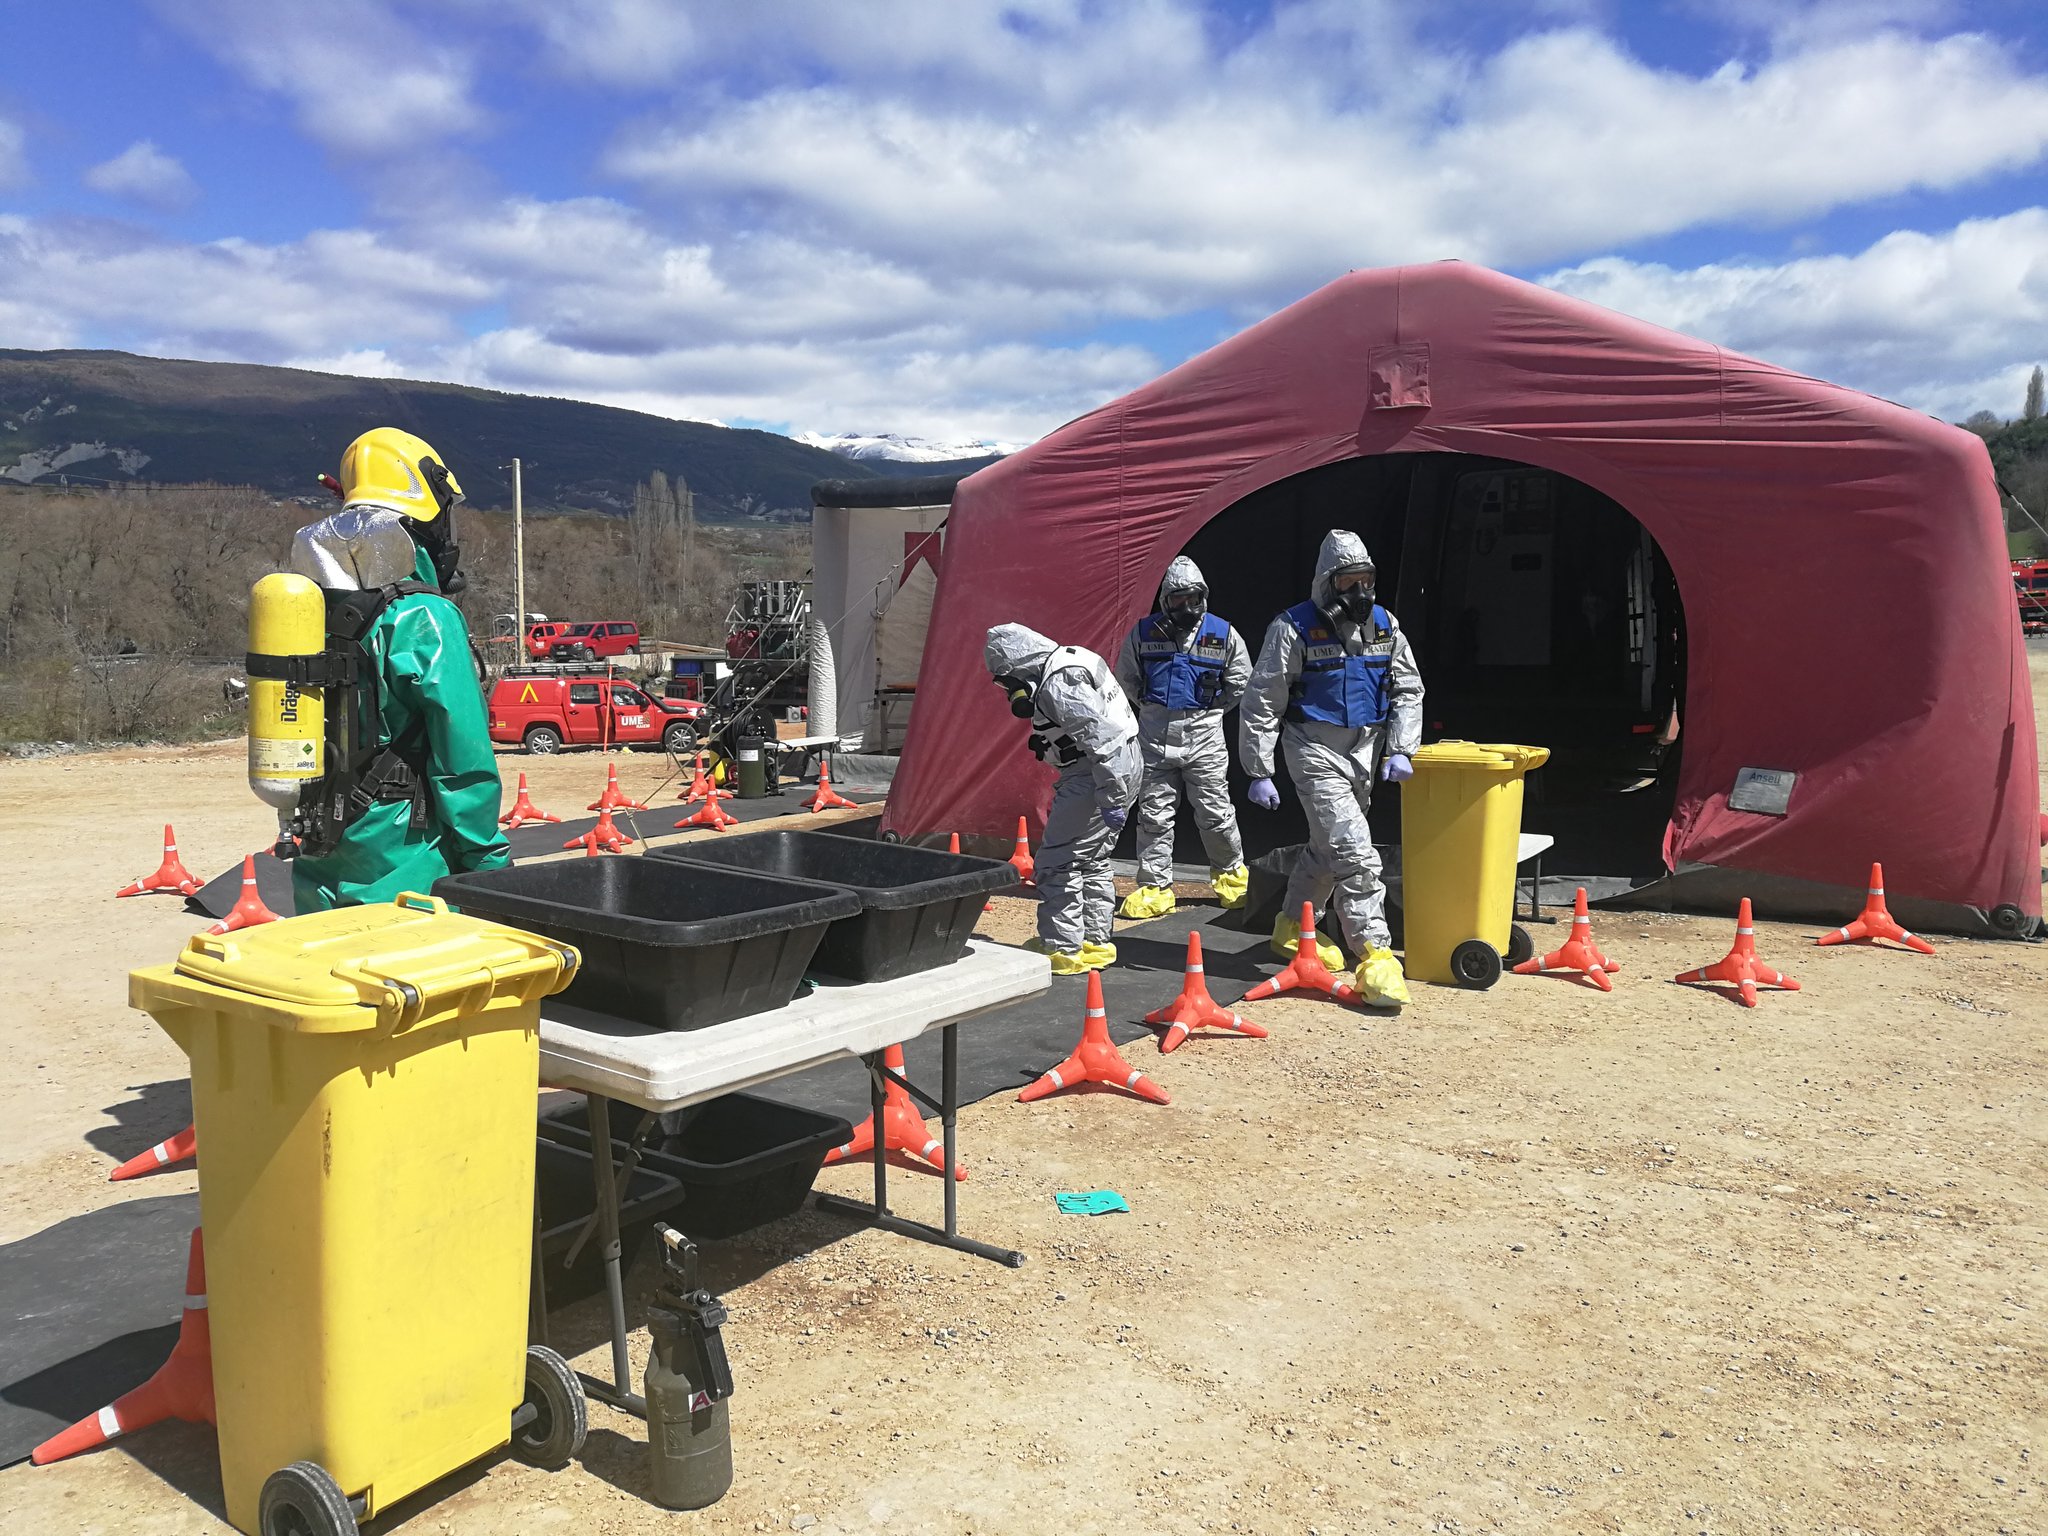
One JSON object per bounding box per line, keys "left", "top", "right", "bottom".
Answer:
{"left": 541, "top": 1092, "right": 853, "bottom": 1241}
{"left": 535, "top": 1135, "right": 684, "bottom": 1304}
{"left": 652, "top": 829, "right": 1013, "bottom": 982}
{"left": 433, "top": 857, "right": 860, "bottom": 1029}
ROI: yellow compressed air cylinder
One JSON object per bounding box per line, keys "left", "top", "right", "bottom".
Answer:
{"left": 247, "top": 572, "right": 326, "bottom": 810}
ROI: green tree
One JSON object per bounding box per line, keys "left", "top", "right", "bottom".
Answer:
{"left": 2024, "top": 365, "right": 2044, "bottom": 422}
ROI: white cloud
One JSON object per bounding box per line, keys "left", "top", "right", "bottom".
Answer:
{"left": 84, "top": 141, "right": 200, "bottom": 211}
{"left": 16, "top": 6, "right": 2048, "bottom": 437}
{"left": 606, "top": 26, "right": 2048, "bottom": 316}
{"left": 0, "top": 116, "right": 27, "bottom": 191}
{"left": 0, "top": 215, "right": 490, "bottom": 360}
{"left": 1539, "top": 208, "right": 2048, "bottom": 418}
{"left": 148, "top": 0, "right": 483, "bottom": 155}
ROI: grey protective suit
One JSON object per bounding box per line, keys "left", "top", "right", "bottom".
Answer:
{"left": 1238, "top": 530, "right": 1424, "bottom": 956}
{"left": 1112, "top": 556, "right": 1251, "bottom": 888}
{"left": 985, "top": 623, "right": 1142, "bottom": 953}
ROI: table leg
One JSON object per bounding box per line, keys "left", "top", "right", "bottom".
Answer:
{"left": 942, "top": 1023, "right": 959, "bottom": 1238}
{"left": 869, "top": 1048, "right": 888, "bottom": 1219}
{"left": 812, "top": 1036, "right": 1024, "bottom": 1268}
{"left": 578, "top": 1093, "right": 648, "bottom": 1418}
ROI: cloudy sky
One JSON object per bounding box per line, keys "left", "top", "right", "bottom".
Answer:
{"left": 2, "top": 1, "right": 2044, "bottom": 445}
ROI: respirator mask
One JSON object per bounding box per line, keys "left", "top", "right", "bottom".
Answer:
{"left": 411, "top": 456, "right": 467, "bottom": 595}
{"left": 1161, "top": 589, "right": 1207, "bottom": 635}
{"left": 994, "top": 674, "right": 1037, "bottom": 719}
{"left": 1328, "top": 566, "right": 1375, "bottom": 624}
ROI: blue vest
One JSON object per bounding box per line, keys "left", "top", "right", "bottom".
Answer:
{"left": 1283, "top": 599, "right": 1394, "bottom": 727}
{"left": 1135, "top": 612, "right": 1231, "bottom": 709}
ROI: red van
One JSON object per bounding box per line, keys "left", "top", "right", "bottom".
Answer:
{"left": 489, "top": 675, "right": 704, "bottom": 754}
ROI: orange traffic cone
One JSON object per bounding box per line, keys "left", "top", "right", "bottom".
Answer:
{"left": 588, "top": 761, "right": 650, "bottom": 812}
{"left": 109, "top": 1123, "right": 196, "bottom": 1181}
{"left": 1674, "top": 898, "right": 1801, "bottom": 1008}
{"left": 822, "top": 1044, "right": 965, "bottom": 1180}
{"left": 1816, "top": 863, "right": 1935, "bottom": 954}
{"left": 1512, "top": 887, "right": 1619, "bottom": 991}
{"left": 207, "top": 855, "right": 279, "bottom": 934}
{"left": 562, "top": 829, "right": 612, "bottom": 856}
{"left": 591, "top": 807, "right": 634, "bottom": 851}
{"left": 116, "top": 824, "right": 200, "bottom": 897}
{"left": 675, "top": 750, "right": 734, "bottom": 800}
{"left": 1020, "top": 970, "right": 1170, "bottom": 1105}
{"left": 805, "top": 759, "right": 857, "bottom": 812}
{"left": 1146, "top": 931, "right": 1268, "bottom": 1053}
{"left": 500, "top": 774, "right": 561, "bottom": 827}
{"left": 1008, "top": 817, "right": 1035, "bottom": 886}
{"left": 675, "top": 793, "right": 738, "bottom": 830}
{"left": 947, "top": 832, "right": 961, "bottom": 854}
{"left": 31, "top": 1229, "right": 214, "bottom": 1464}
{"left": 1244, "top": 902, "right": 1361, "bottom": 1005}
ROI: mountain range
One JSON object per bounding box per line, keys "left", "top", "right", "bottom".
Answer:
{"left": 0, "top": 350, "right": 1003, "bottom": 521}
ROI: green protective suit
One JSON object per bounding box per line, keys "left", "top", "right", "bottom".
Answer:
{"left": 292, "top": 550, "right": 511, "bottom": 912}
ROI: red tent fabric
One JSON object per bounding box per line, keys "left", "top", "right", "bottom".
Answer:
{"left": 884, "top": 262, "right": 2040, "bottom": 929}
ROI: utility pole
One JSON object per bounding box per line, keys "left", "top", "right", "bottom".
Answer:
{"left": 512, "top": 457, "right": 526, "bottom": 647}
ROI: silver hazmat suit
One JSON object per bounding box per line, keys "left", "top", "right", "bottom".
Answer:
{"left": 1237, "top": 530, "right": 1424, "bottom": 955}
{"left": 985, "top": 623, "right": 1142, "bottom": 953}
{"left": 1113, "top": 555, "right": 1251, "bottom": 888}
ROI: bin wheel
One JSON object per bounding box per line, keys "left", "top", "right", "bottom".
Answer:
{"left": 1507, "top": 924, "right": 1535, "bottom": 966}
{"left": 1450, "top": 939, "right": 1503, "bottom": 990}
{"left": 259, "top": 1461, "right": 356, "bottom": 1536}
{"left": 1988, "top": 903, "right": 2030, "bottom": 939}
{"left": 512, "top": 1345, "right": 587, "bottom": 1470}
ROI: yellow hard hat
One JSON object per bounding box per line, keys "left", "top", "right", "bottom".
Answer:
{"left": 336, "top": 427, "right": 464, "bottom": 522}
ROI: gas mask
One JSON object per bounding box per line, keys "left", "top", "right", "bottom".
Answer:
{"left": 411, "top": 455, "right": 467, "bottom": 595}
{"left": 1327, "top": 567, "right": 1376, "bottom": 624}
{"left": 994, "top": 673, "right": 1037, "bottom": 718}
{"left": 1161, "top": 591, "right": 1206, "bottom": 635}
{"left": 409, "top": 512, "right": 466, "bottom": 595}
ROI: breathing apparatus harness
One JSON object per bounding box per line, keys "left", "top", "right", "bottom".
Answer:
{"left": 245, "top": 579, "right": 439, "bottom": 859}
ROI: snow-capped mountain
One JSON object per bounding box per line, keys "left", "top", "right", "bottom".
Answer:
{"left": 797, "top": 430, "right": 1017, "bottom": 463}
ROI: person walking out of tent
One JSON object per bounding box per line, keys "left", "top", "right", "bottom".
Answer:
{"left": 1238, "top": 529, "right": 1422, "bottom": 1006}
{"left": 287, "top": 428, "right": 510, "bottom": 911}
{"left": 1112, "top": 555, "right": 1252, "bottom": 919}
{"left": 986, "top": 623, "right": 1141, "bottom": 973}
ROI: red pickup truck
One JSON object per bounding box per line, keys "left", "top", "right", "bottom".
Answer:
{"left": 527, "top": 621, "right": 640, "bottom": 662}
{"left": 489, "top": 675, "right": 704, "bottom": 754}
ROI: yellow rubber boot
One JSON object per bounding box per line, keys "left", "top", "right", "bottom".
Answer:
{"left": 1353, "top": 946, "right": 1412, "bottom": 1007}
{"left": 1271, "top": 914, "right": 1345, "bottom": 972}
{"left": 1077, "top": 940, "right": 1118, "bottom": 969}
{"left": 1024, "top": 936, "right": 1093, "bottom": 975}
{"left": 1210, "top": 865, "right": 1249, "bottom": 909}
{"left": 1118, "top": 884, "right": 1177, "bottom": 920}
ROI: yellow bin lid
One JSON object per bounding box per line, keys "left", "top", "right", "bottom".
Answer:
{"left": 1412, "top": 740, "right": 1551, "bottom": 773}
{"left": 168, "top": 892, "right": 579, "bottom": 1032}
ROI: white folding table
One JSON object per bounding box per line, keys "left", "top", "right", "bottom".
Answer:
{"left": 535, "top": 940, "right": 1051, "bottom": 1417}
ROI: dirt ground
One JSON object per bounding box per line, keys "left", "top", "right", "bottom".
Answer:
{"left": 1, "top": 655, "right": 2043, "bottom": 1535}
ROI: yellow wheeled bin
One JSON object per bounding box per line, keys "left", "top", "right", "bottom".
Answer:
{"left": 129, "top": 893, "right": 584, "bottom": 1536}
{"left": 1399, "top": 742, "right": 1549, "bottom": 989}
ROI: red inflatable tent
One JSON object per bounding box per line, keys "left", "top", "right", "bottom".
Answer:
{"left": 883, "top": 261, "right": 2040, "bottom": 936}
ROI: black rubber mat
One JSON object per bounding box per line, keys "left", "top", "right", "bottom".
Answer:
{"left": 0, "top": 1193, "right": 199, "bottom": 1469}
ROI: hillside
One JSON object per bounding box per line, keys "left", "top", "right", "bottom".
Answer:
{"left": 0, "top": 350, "right": 998, "bottom": 521}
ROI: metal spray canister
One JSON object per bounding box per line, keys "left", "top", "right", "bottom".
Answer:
{"left": 644, "top": 1223, "right": 734, "bottom": 1509}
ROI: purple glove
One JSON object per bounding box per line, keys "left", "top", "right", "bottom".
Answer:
{"left": 1381, "top": 752, "right": 1413, "bottom": 783}
{"left": 1247, "top": 776, "right": 1281, "bottom": 810}
{"left": 1102, "top": 803, "right": 1128, "bottom": 832}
